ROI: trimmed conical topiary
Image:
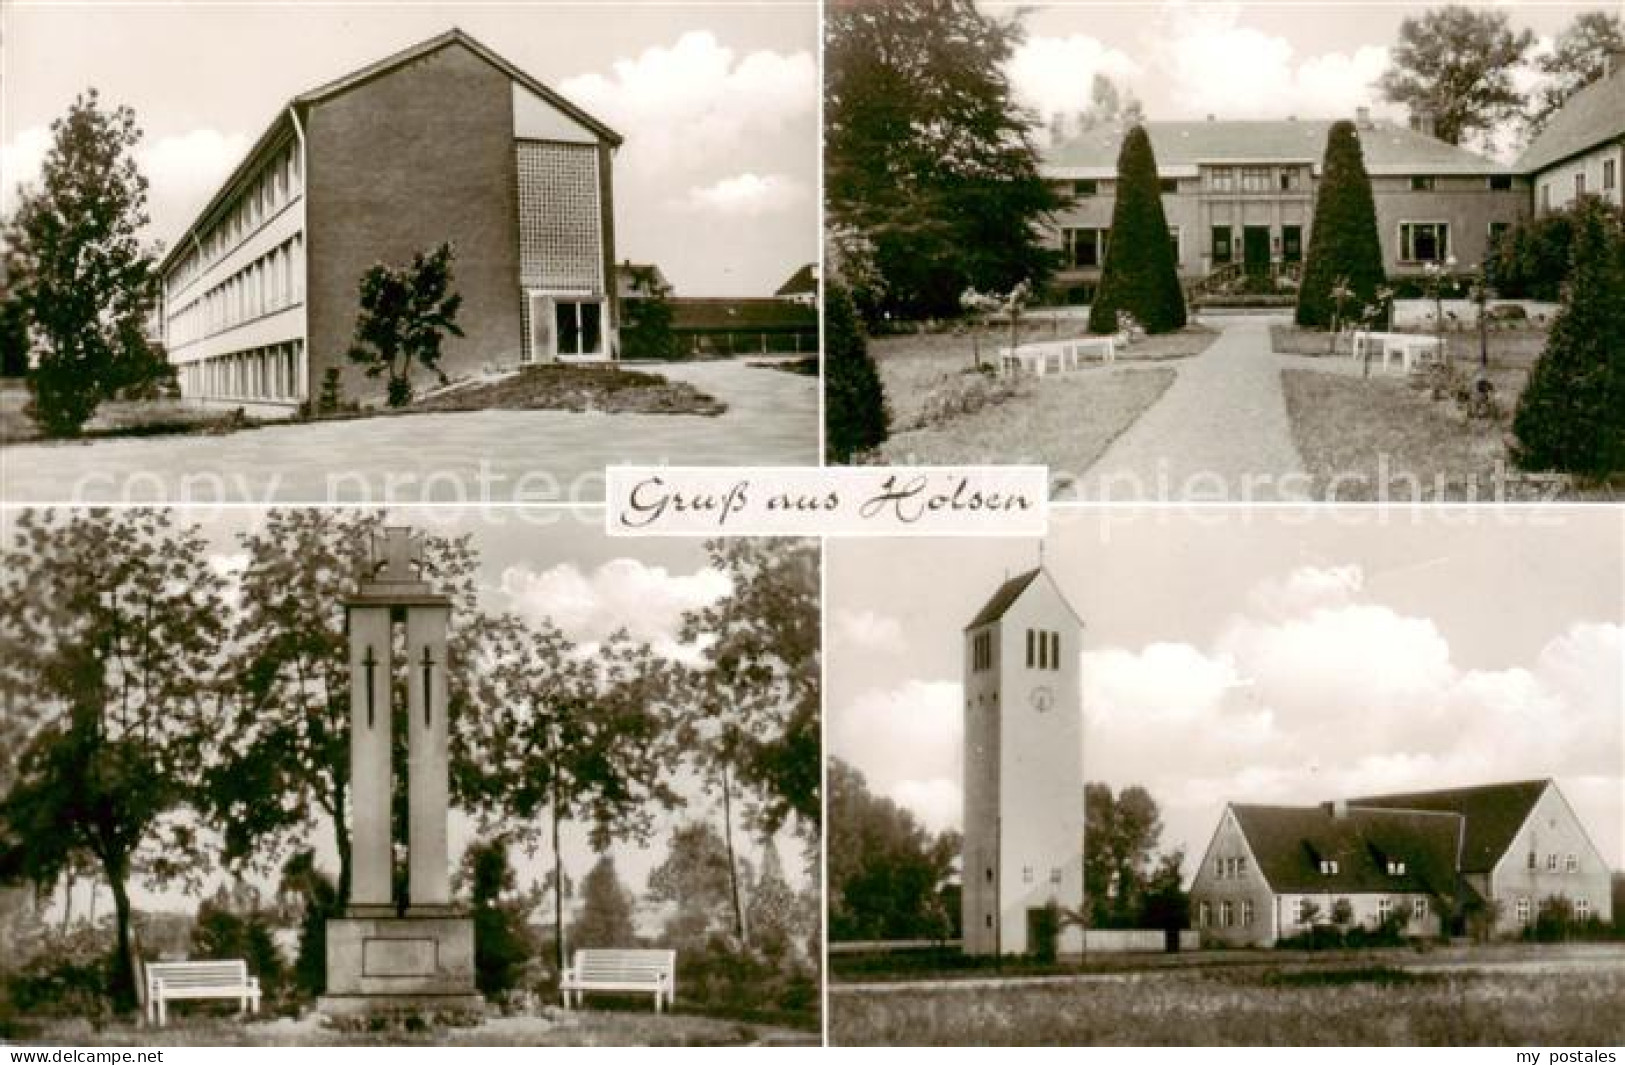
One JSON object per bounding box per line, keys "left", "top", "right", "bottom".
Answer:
{"left": 1297, "top": 120, "right": 1387, "bottom": 328}
{"left": 1087, "top": 124, "right": 1186, "bottom": 335}
{"left": 825, "top": 279, "right": 891, "bottom": 463}
{"left": 1512, "top": 199, "right": 1625, "bottom": 476}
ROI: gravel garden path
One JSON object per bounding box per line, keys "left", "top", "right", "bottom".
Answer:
{"left": 1069, "top": 314, "right": 1312, "bottom": 501}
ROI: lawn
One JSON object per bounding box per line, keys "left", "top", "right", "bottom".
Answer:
{"left": 0, "top": 383, "right": 250, "bottom": 446}
{"left": 10, "top": 1008, "right": 815, "bottom": 1047}
{"left": 877, "top": 367, "right": 1176, "bottom": 496}
{"left": 829, "top": 963, "right": 1625, "bottom": 1046}
{"left": 1280, "top": 370, "right": 1618, "bottom": 502}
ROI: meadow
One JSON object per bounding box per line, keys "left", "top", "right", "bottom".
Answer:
{"left": 829, "top": 962, "right": 1625, "bottom": 1046}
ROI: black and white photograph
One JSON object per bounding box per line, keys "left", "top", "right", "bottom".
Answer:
{"left": 1, "top": 3, "right": 819, "bottom": 504}
{"left": 0, "top": 507, "right": 820, "bottom": 1045}
{"left": 824, "top": 1, "right": 1625, "bottom": 501}
{"left": 825, "top": 507, "right": 1624, "bottom": 1045}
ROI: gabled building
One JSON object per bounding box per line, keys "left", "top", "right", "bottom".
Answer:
{"left": 158, "top": 28, "right": 621, "bottom": 413}
{"left": 961, "top": 568, "right": 1086, "bottom": 956}
{"left": 1042, "top": 112, "right": 1529, "bottom": 299}
{"left": 615, "top": 261, "right": 673, "bottom": 301}
{"left": 1190, "top": 779, "right": 1613, "bottom": 946}
{"left": 1517, "top": 54, "right": 1625, "bottom": 215}
{"left": 774, "top": 262, "right": 819, "bottom": 305}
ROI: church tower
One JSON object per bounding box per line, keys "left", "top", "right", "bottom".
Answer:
{"left": 961, "top": 566, "right": 1085, "bottom": 956}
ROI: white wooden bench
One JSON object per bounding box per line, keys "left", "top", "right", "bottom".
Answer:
{"left": 560, "top": 948, "right": 676, "bottom": 1012}
{"left": 145, "top": 959, "right": 261, "bottom": 1026}
{"left": 998, "top": 336, "right": 1116, "bottom": 377}
{"left": 1350, "top": 330, "right": 1444, "bottom": 372}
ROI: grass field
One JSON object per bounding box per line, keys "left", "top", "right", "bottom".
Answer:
{"left": 12, "top": 1009, "right": 814, "bottom": 1047}
{"left": 830, "top": 963, "right": 1625, "bottom": 1046}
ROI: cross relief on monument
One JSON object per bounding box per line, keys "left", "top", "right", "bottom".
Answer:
{"left": 372, "top": 526, "right": 426, "bottom": 583}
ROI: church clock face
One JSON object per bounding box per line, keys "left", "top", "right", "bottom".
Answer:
{"left": 1029, "top": 685, "right": 1054, "bottom": 714}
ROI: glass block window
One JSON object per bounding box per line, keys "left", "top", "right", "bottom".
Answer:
{"left": 516, "top": 141, "right": 603, "bottom": 293}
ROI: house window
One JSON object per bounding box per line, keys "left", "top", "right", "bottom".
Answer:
{"left": 1279, "top": 168, "right": 1303, "bottom": 191}
{"left": 1576, "top": 898, "right": 1591, "bottom": 921}
{"left": 1210, "top": 167, "right": 1234, "bottom": 192}
{"left": 1377, "top": 898, "right": 1393, "bottom": 922}
{"left": 1412, "top": 898, "right": 1428, "bottom": 921}
{"left": 1198, "top": 901, "right": 1211, "bottom": 927}
{"left": 1237, "top": 857, "right": 1247, "bottom": 876}
{"left": 1565, "top": 854, "right": 1578, "bottom": 873}
{"left": 1605, "top": 159, "right": 1617, "bottom": 192}
{"left": 1023, "top": 866, "right": 1033, "bottom": 884}
{"left": 1576, "top": 173, "right": 1587, "bottom": 198}
{"left": 1242, "top": 900, "right": 1254, "bottom": 926}
{"left": 1050, "top": 867, "right": 1062, "bottom": 885}
{"left": 1399, "top": 222, "right": 1450, "bottom": 263}
{"left": 1516, "top": 897, "right": 1531, "bottom": 924}
{"left": 1064, "top": 227, "right": 1109, "bottom": 269}
{"left": 1240, "top": 167, "right": 1271, "bottom": 193}
{"left": 1489, "top": 174, "right": 1513, "bottom": 191}
{"left": 1212, "top": 226, "right": 1233, "bottom": 264}
{"left": 1282, "top": 225, "right": 1302, "bottom": 263}
{"left": 1215, "top": 856, "right": 1225, "bottom": 879}
{"left": 1074, "top": 178, "right": 1098, "bottom": 197}
{"left": 1159, "top": 177, "right": 1178, "bottom": 194}
{"left": 553, "top": 300, "right": 604, "bottom": 358}
{"left": 1319, "top": 859, "right": 1339, "bottom": 875}
{"left": 1547, "top": 853, "right": 1559, "bottom": 872}
{"left": 1411, "top": 175, "right": 1435, "bottom": 191}
{"left": 1528, "top": 850, "right": 1538, "bottom": 871}
{"left": 1387, "top": 859, "right": 1406, "bottom": 876}
{"left": 1168, "top": 226, "right": 1181, "bottom": 263}
{"left": 1221, "top": 901, "right": 1234, "bottom": 927}
{"left": 1542, "top": 183, "right": 1551, "bottom": 211}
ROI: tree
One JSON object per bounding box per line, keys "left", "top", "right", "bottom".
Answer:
{"left": 620, "top": 268, "right": 676, "bottom": 359}
{"left": 570, "top": 855, "right": 636, "bottom": 950}
{"left": 647, "top": 820, "right": 742, "bottom": 950}
{"left": 1, "top": 227, "right": 32, "bottom": 378}
{"left": 277, "top": 849, "right": 339, "bottom": 998}
{"left": 825, "top": 0, "right": 1060, "bottom": 319}
{"left": 823, "top": 280, "right": 889, "bottom": 463}
{"left": 1528, "top": 12, "right": 1625, "bottom": 135}
{"left": 1485, "top": 201, "right": 1619, "bottom": 301}
{"left": 455, "top": 617, "right": 679, "bottom": 975}
{"left": 1376, "top": 7, "right": 1536, "bottom": 149}
{"left": 201, "top": 510, "right": 484, "bottom": 907}
{"left": 745, "top": 839, "right": 801, "bottom": 957}
{"left": 1296, "top": 121, "right": 1387, "bottom": 329}
{"left": 1083, "top": 783, "right": 1166, "bottom": 928}
{"left": 827, "top": 760, "right": 957, "bottom": 941}
{"left": 459, "top": 837, "right": 537, "bottom": 999}
{"left": 346, "top": 242, "right": 464, "bottom": 407}
{"left": 1512, "top": 197, "right": 1625, "bottom": 476}
{"left": 1087, "top": 125, "right": 1186, "bottom": 335}
{"left": 0, "top": 509, "right": 225, "bottom": 1011}
{"left": 7, "top": 90, "right": 162, "bottom": 436}
{"left": 677, "top": 538, "right": 820, "bottom": 942}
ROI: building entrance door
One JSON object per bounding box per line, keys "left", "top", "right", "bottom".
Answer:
{"left": 1243, "top": 226, "right": 1271, "bottom": 279}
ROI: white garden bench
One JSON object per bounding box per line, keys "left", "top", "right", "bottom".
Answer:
{"left": 1350, "top": 330, "right": 1444, "bottom": 372}
{"left": 998, "top": 336, "right": 1116, "bottom": 377}
{"left": 560, "top": 948, "right": 676, "bottom": 1012}
{"left": 145, "top": 959, "right": 261, "bottom": 1026}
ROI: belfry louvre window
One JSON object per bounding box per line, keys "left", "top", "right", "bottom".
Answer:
{"left": 973, "top": 630, "right": 993, "bottom": 671}
{"left": 1027, "top": 629, "right": 1061, "bottom": 671}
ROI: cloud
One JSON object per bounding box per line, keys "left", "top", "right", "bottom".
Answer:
{"left": 560, "top": 31, "right": 815, "bottom": 178}
{"left": 1008, "top": 34, "right": 1142, "bottom": 128}
{"left": 830, "top": 678, "right": 963, "bottom": 824}
{"left": 684, "top": 173, "right": 805, "bottom": 216}
{"left": 832, "top": 608, "right": 908, "bottom": 656}
{"left": 498, "top": 558, "right": 729, "bottom": 657}
{"left": 0, "top": 127, "right": 51, "bottom": 216}
{"left": 1151, "top": 3, "right": 1397, "bottom": 121}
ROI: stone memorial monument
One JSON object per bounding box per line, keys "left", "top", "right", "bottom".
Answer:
{"left": 318, "top": 527, "right": 482, "bottom": 1017}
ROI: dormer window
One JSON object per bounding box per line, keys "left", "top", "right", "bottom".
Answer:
{"left": 1387, "top": 859, "right": 1406, "bottom": 876}
{"left": 1319, "top": 859, "right": 1339, "bottom": 875}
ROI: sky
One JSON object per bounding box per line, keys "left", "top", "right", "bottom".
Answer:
{"left": 0, "top": 1, "right": 818, "bottom": 296}
{"left": 997, "top": 1, "right": 1618, "bottom": 157}
{"left": 1, "top": 505, "right": 815, "bottom": 916}
{"left": 827, "top": 506, "right": 1625, "bottom": 882}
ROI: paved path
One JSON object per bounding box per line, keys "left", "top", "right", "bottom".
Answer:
{"left": 0, "top": 360, "right": 816, "bottom": 504}
{"left": 1069, "top": 315, "right": 1311, "bottom": 502}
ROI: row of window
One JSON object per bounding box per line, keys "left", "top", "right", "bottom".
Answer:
{"left": 1026, "top": 628, "right": 1061, "bottom": 671}
{"left": 1020, "top": 866, "right": 1065, "bottom": 885}
{"left": 1064, "top": 221, "right": 1514, "bottom": 270}
{"left": 1198, "top": 899, "right": 1256, "bottom": 927}
{"left": 169, "top": 236, "right": 305, "bottom": 348}
{"left": 1515, "top": 897, "right": 1592, "bottom": 923}
{"left": 1210, "top": 166, "right": 1307, "bottom": 194}
{"left": 1213, "top": 855, "right": 1249, "bottom": 879}
{"left": 170, "top": 142, "right": 303, "bottom": 293}
{"left": 1527, "top": 851, "right": 1582, "bottom": 873}
{"left": 1057, "top": 170, "right": 1517, "bottom": 201}
{"left": 178, "top": 341, "right": 304, "bottom": 404}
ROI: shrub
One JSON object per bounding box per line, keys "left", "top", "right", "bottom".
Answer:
{"left": 675, "top": 935, "right": 817, "bottom": 1022}
{"left": 1488, "top": 198, "right": 1623, "bottom": 301}
{"left": 346, "top": 242, "right": 465, "bottom": 407}
{"left": 1297, "top": 121, "right": 1386, "bottom": 328}
{"left": 824, "top": 280, "right": 890, "bottom": 462}
{"left": 3, "top": 923, "right": 118, "bottom": 1023}
{"left": 1512, "top": 199, "right": 1625, "bottom": 476}
{"left": 1087, "top": 125, "right": 1186, "bottom": 334}
{"left": 462, "top": 839, "right": 538, "bottom": 1003}
{"left": 191, "top": 900, "right": 288, "bottom": 1005}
